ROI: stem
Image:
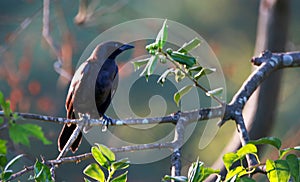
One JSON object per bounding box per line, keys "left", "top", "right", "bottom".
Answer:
{"left": 164, "top": 52, "right": 224, "bottom": 105}
{"left": 106, "top": 167, "right": 115, "bottom": 182}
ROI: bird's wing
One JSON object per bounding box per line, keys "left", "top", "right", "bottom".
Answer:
{"left": 65, "top": 61, "right": 91, "bottom": 119}
{"left": 111, "top": 65, "right": 119, "bottom": 98}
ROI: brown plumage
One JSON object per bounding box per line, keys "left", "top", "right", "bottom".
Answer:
{"left": 58, "top": 41, "right": 134, "bottom": 152}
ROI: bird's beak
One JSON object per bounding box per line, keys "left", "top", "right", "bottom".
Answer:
{"left": 119, "top": 44, "right": 134, "bottom": 51}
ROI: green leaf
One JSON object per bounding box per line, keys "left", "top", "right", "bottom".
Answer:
{"left": 83, "top": 163, "right": 105, "bottom": 182}
{"left": 223, "top": 153, "right": 239, "bottom": 171}
{"left": 169, "top": 51, "right": 196, "bottom": 68}
{"left": 280, "top": 146, "right": 300, "bottom": 159}
{"left": 286, "top": 154, "right": 299, "bottom": 182}
{"left": 0, "top": 154, "right": 7, "bottom": 168}
{"left": 249, "top": 137, "right": 281, "bottom": 150}
{"left": 0, "top": 92, "right": 12, "bottom": 118}
{"left": 91, "top": 146, "right": 108, "bottom": 167}
{"left": 201, "top": 167, "right": 220, "bottom": 181}
{"left": 132, "top": 58, "right": 150, "bottom": 71}
{"left": 194, "top": 67, "right": 216, "bottom": 80}
{"left": 0, "top": 139, "right": 7, "bottom": 155}
{"left": 188, "top": 65, "right": 203, "bottom": 72}
{"left": 225, "top": 166, "right": 245, "bottom": 181}
{"left": 157, "top": 68, "right": 174, "bottom": 85}
{"left": 111, "top": 158, "right": 130, "bottom": 171}
{"left": 95, "top": 144, "right": 115, "bottom": 162}
{"left": 8, "top": 124, "right": 51, "bottom": 146}
{"left": 187, "top": 159, "right": 202, "bottom": 182}
{"left": 174, "top": 85, "right": 194, "bottom": 106}
{"left": 206, "top": 88, "right": 223, "bottom": 97}
{"left": 178, "top": 38, "right": 201, "bottom": 54}
{"left": 139, "top": 55, "right": 159, "bottom": 79}
{"left": 33, "top": 160, "right": 53, "bottom": 182}
{"left": 2, "top": 170, "right": 13, "bottom": 181}
{"left": 236, "top": 144, "right": 257, "bottom": 158}
{"left": 266, "top": 159, "right": 290, "bottom": 182}
{"left": 162, "top": 175, "right": 188, "bottom": 182}
{"left": 147, "top": 54, "right": 159, "bottom": 76}
{"left": 4, "top": 154, "right": 23, "bottom": 172}
{"left": 111, "top": 171, "right": 128, "bottom": 182}
{"left": 155, "top": 19, "right": 168, "bottom": 49}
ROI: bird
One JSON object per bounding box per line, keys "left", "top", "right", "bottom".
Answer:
{"left": 58, "top": 41, "right": 134, "bottom": 153}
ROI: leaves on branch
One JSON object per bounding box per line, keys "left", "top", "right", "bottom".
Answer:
{"left": 31, "top": 160, "right": 53, "bottom": 182}
{"left": 177, "top": 38, "right": 201, "bottom": 54}
{"left": 249, "top": 137, "right": 282, "bottom": 150}
{"left": 84, "top": 144, "right": 129, "bottom": 182}
{"left": 174, "top": 85, "right": 194, "bottom": 106}
{"left": 84, "top": 163, "right": 105, "bottom": 182}
{"left": 8, "top": 123, "right": 51, "bottom": 146}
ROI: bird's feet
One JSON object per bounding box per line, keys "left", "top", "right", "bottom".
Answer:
{"left": 101, "top": 115, "right": 113, "bottom": 132}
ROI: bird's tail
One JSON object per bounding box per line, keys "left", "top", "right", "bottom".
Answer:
{"left": 58, "top": 124, "right": 82, "bottom": 153}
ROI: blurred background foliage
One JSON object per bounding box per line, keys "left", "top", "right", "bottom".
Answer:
{"left": 0, "top": 0, "right": 300, "bottom": 181}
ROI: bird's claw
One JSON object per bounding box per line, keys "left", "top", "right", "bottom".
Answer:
{"left": 101, "top": 115, "right": 112, "bottom": 132}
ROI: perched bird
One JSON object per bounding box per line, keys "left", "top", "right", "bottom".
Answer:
{"left": 58, "top": 41, "right": 134, "bottom": 152}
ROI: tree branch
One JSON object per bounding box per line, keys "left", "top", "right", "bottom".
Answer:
{"left": 2, "top": 51, "right": 300, "bottom": 181}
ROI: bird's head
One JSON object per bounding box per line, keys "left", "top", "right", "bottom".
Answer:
{"left": 90, "top": 41, "right": 134, "bottom": 61}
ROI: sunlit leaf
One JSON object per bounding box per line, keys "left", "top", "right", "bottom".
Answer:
{"left": 33, "top": 160, "right": 53, "bottom": 182}
{"left": 111, "top": 158, "right": 130, "bottom": 171}
{"left": 194, "top": 67, "right": 216, "bottom": 80}
{"left": 201, "top": 167, "right": 220, "bottom": 181}
{"left": 8, "top": 124, "right": 51, "bottom": 146}
{"left": 236, "top": 144, "right": 257, "bottom": 158}
{"left": 111, "top": 171, "right": 128, "bottom": 182}
{"left": 83, "top": 163, "right": 105, "bottom": 182}
{"left": 286, "top": 154, "right": 299, "bottom": 182}
{"left": 225, "top": 166, "right": 245, "bottom": 181}
{"left": 169, "top": 51, "right": 196, "bottom": 68}
{"left": 280, "top": 146, "right": 300, "bottom": 159}
{"left": 174, "top": 85, "right": 194, "bottom": 106}
{"left": 249, "top": 137, "right": 281, "bottom": 150}
{"left": 223, "top": 153, "right": 239, "bottom": 171}
{"left": 155, "top": 19, "right": 168, "bottom": 49}
{"left": 0, "top": 139, "right": 7, "bottom": 155}
{"left": 157, "top": 68, "right": 174, "bottom": 85}
{"left": 97, "top": 144, "right": 115, "bottom": 162}
{"left": 4, "top": 154, "right": 24, "bottom": 172}
{"left": 188, "top": 65, "right": 203, "bottom": 72}
{"left": 188, "top": 159, "right": 220, "bottom": 182}
{"left": 188, "top": 158, "right": 202, "bottom": 182}
{"left": 91, "top": 146, "right": 108, "bottom": 167}
{"left": 132, "top": 58, "right": 150, "bottom": 71}
{"left": 139, "top": 55, "right": 159, "bottom": 80}
{"left": 178, "top": 38, "right": 201, "bottom": 54}
{"left": 147, "top": 54, "right": 159, "bottom": 76}
{"left": 206, "top": 88, "right": 223, "bottom": 97}
{"left": 266, "top": 159, "right": 290, "bottom": 182}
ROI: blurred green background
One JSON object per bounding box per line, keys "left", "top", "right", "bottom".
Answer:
{"left": 1, "top": 0, "right": 300, "bottom": 181}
